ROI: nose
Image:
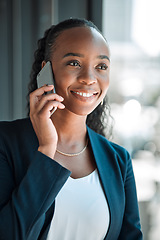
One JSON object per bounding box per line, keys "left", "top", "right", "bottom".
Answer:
{"left": 77, "top": 67, "right": 97, "bottom": 85}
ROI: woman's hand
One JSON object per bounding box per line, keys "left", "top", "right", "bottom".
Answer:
{"left": 29, "top": 85, "right": 65, "bottom": 158}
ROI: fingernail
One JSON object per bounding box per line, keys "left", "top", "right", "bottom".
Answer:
{"left": 44, "top": 84, "right": 53, "bottom": 87}
{"left": 61, "top": 104, "right": 65, "bottom": 108}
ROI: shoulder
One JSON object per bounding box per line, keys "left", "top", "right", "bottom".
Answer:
{"left": 0, "top": 118, "right": 33, "bottom": 136}
{"left": 0, "top": 118, "right": 36, "bottom": 149}
{"left": 0, "top": 117, "right": 31, "bottom": 130}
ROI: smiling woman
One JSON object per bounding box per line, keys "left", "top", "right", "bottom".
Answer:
{"left": 46, "top": 26, "right": 110, "bottom": 118}
{"left": 28, "top": 19, "right": 112, "bottom": 137}
{"left": 0, "top": 18, "right": 143, "bottom": 240}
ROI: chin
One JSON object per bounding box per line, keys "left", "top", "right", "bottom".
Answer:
{"left": 67, "top": 105, "right": 98, "bottom": 116}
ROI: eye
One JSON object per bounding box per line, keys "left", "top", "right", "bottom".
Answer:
{"left": 67, "top": 60, "right": 81, "bottom": 67}
{"left": 96, "top": 63, "right": 108, "bottom": 70}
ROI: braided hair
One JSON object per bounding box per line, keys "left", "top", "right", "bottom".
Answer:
{"left": 27, "top": 18, "right": 113, "bottom": 138}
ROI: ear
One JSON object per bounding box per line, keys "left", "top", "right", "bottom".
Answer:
{"left": 41, "top": 61, "right": 46, "bottom": 68}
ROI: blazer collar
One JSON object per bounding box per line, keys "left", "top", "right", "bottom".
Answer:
{"left": 87, "top": 127, "right": 125, "bottom": 240}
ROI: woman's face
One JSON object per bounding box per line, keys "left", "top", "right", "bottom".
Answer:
{"left": 50, "top": 26, "right": 110, "bottom": 116}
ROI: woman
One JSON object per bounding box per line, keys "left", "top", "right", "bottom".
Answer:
{"left": 0, "top": 18, "right": 142, "bottom": 239}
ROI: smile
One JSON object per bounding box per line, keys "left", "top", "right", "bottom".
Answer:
{"left": 70, "top": 90, "right": 98, "bottom": 102}
{"left": 72, "top": 91, "right": 95, "bottom": 97}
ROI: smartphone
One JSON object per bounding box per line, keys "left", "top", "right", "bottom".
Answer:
{"left": 37, "top": 61, "right": 57, "bottom": 114}
{"left": 37, "top": 61, "right": 56, "bottom": 94}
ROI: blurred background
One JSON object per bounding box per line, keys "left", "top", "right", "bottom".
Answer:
{"left": 0, "top": 0, "right": 160, "bottom": 239}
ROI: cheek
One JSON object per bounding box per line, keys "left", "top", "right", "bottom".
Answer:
{"left": 101, "top": 75, "right": 110, "bottom": 93}
{"left": 54, "top": 71, "right": 67, "bottom": 87}
{"left": 54, "top": 72, "right": 73, "bottom": 97}
{"left": 54, "top": 67, "right": 78, "bottom": 88}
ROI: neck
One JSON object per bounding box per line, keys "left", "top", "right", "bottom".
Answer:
{"left": 51, "top": 109, "right": 87, "bottom": 144}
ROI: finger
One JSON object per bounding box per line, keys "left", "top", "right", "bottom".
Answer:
{"left": 39, "top": 101, "right": 65, "bottom": 117}
{"left": 33, "top": 84, "right": 54, "bottom": 97}
{"left": 35, "top": 94, "right": 64, "bottom": 113}
{"left": 50, "top": 107, "right": 57, "bottom": 116}
{"left": 30, "top": 85, "right": 55, "bottom": 108}
{"left": 30, "top": 86, "right": 63, "bottom": 111}
{"left": 38, "top": 84, "right": 55, "bottom": 94}
{"left": 50, "top": 101, "right": 66, "bottom": 116}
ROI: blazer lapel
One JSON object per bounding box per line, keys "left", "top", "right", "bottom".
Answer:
{"left": 87, "top": 127, "right": 125, "bottom": 240}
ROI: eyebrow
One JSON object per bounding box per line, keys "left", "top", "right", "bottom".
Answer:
{"left": 63, "top": 53, "right": 84, "bottom": 58}
{"left": 63, "top": 52, "right": 110, "bottom": 62}
{"left": 98, "top": 55, "right": 110, "bottom": 62}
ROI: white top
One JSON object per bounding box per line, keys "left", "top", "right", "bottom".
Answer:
{"left": 47, "top": 169, "right": 110, "bottom": 240}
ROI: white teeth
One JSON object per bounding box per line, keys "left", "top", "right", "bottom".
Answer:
{"left": 73, "top": 91, "right": 94, "bottom": 97}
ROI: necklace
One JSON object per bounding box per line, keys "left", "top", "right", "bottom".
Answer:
{"left": 56, "top": 139, "right": 88, "bottom": 157}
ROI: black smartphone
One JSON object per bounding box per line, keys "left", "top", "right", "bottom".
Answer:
{"left": 37, "top": 61, "right": 56, "bottom": 94}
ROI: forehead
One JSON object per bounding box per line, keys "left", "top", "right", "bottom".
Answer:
{"left": 54, "top": 26, "right": 110, "bottom": 57}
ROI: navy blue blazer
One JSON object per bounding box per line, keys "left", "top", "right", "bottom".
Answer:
{"left": 0, "top": 118, "right": 142, "bottom": 240}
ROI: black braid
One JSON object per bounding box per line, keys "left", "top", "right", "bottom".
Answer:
{"left": 26, "top": 18, "right": 114, "bottom": 139}
{"left": 26, "top": 27, "right": 54, "bottom": 112}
